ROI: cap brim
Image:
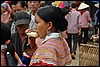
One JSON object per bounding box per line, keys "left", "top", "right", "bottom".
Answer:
{"left": 15, "top": 19, "right": 29, "bottom": 26}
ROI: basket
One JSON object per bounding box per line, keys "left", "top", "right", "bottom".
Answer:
{"left": 79, "top": 44, "right": 99, "bottom": 66}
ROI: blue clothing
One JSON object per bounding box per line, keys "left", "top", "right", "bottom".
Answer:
{"left": 94, "top": 9, "right": 99, "bottom": 25}
{"left": 22, "top": 56, "right": 31, "bottom": 66}
{"left": 94, "top": 9, "right": 99, "bottom": 34}
{"left": 67, "top": 33, "right": 78, "bottom": 54}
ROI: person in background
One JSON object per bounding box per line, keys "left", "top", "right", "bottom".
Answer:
{"left": 65, "top": 3, "right": 81, "bottom": 59}
{"left": 10, "top": 1, "right": 27, "bottom": 17}
{"left": 15, "top": 1, "right": 27, "bottom": 13}
{"left": 78, "top": 2, "right": 91, "bottom": 44}
{"left": 94, "top": 3, "right": 99, "bottom": 34}
{"left": 10, "top": 1, "right": 27, "bottom": 35}
{"left": 1, "top": 22, "right": 13, "bottom": 66}
{"left": 26, "top": 1, "right": 43, "bottom": 47}
{"left": 90, "top": 3, "right": 99, "bottom": 46}
{"left": 11, "top": 11, "right": 30, "bottom": 59}
{"left": 27, "top": 6, "right": 72, "bottom": 66}
{"left": 1, "top": 2, "right": 12, "bottom": 23}
{"left": 26, "top": 1, "right": 31, "bottom": 14}
{"left": 26, "top": 1, "right": 43, "bottom": 48}
{"left": 20, "top": 29, "right": 38, "bottom": 66}
{"left": 1, "top": 22, "right": 22, "bottom": 66}
{"left": 6, "top": 1, "right": 18, "bottom": 30}
{"left": 27, "top": 1, "right": 41, "bottom": 29}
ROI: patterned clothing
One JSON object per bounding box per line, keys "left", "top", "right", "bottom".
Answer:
{"left": 29, "top": 33, "right": 72, "bottom": 66}
{"left": 1, "top": 2, "right": 12, "bottom": 23}
{"left": 1, "top": 12, "right": 11, "bottom": 23}
{"left": 22, "top": 44, "right": 37, "bottom": 58}
{"left": 1, "top": 45, "right": 7, "bottom": 66}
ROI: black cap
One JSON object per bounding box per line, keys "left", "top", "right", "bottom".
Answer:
{"left": 14, "top": 11, "right": 30, "bottom": 26}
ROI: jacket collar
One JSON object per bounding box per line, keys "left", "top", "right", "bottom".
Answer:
{"left": 41, "top": 33, "right": 60, "bottom": 44}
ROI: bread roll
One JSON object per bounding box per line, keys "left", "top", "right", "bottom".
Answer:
{"left": 26, "top": 32, "right": 38, "bottom": 38}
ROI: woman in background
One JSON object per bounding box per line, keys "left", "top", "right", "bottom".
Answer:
{"left": 1, "top": 2, "right": 12, "bottom": 23}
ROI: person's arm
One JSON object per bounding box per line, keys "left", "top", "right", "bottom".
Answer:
{"left": 87, "top": 11, "right": 91, "bottom": 23}
{"left": 25, "top": 29, "right": 38, "bottom": 48}
{"left": 15, "top": 52, "right": 26, "bottom": 66}
{"left": 14, "top": 52, "right": 22, "bottom": 64}
{"left": 78, "top": 13, "right": 81, "bottom": 35}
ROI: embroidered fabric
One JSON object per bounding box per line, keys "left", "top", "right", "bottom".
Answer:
{"left": 30, "top": 59, "right": 55, "bottom": 66}
{"left": 41, "top": 33, "right": 60, "bottom": 44}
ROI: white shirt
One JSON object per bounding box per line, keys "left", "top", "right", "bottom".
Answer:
{"left": 29, "top": 14, "right": 35, "bottom": 29}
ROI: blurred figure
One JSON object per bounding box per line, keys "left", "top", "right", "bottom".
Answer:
{"left": 11, "top": 11, "right": 30, "bottom": 59}
{"left": 7, "top": 1, "right": 18, "bottom": 31}
{"left": 78, "top": 2, "right": 91, "bottom": 44}
{"left": 90, "top": 3, "right": 99, "bottom": 46}
{"left": 1, "top": 22, "right": 22, "bottom": 66}
{"left": 65, "top": 3, "right": 81, "bottom": 59}
{"left": 1, "top": 22, "right": 11, "bottom": 66}
{"left": 26, "top": 1, "right": 31, "bottom": 14}
{"left": 10, "top": 1, "right": 27, "bottom": 35}
{"left": 20, "top": 29, "right": 39, "bottom": 66}
{"left": 1, "top": 2, "right": 12, "bottom": 23}
{"left": 94, "top": 3, "right": 99, "bottom": 34}
{"left": 15, "top": 1, "right": 27, "bottom": 13}
{"left": 27, "top": 1, "right": 41, "bottom": 29}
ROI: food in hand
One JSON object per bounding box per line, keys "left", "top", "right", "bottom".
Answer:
{"left": 26, "top": 32, "right": 38, "bottom": 38}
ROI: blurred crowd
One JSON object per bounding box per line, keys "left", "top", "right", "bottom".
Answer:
{"left": 1, "top": 1, "right": 99, "bottom": 66}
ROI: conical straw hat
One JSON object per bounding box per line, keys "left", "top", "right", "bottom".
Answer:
{"left": 78, "top": 2, "right": 89, "bottom": 10}
{"left": 94, "top": 3, "right": 99, "bottom": 8}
